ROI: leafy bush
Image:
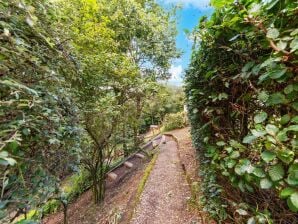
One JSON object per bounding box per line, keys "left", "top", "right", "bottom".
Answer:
{"left": 162, "top": 112, "right": 188, "bottom": 131}
{"left": 185, "top": 0, "right": 298, "bottom": 223}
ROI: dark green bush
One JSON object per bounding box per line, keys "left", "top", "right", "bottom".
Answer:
{"left": 185, "top": 0, "right": 298, "bottom": 223}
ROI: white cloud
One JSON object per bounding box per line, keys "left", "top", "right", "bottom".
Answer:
{"left": 169, "top": 64, "right": 183, "bottom": 85}
{"left": 162, "top": 0, "right": 211, "bottom": 9}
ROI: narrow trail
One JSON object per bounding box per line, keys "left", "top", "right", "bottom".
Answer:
{"left": 130, "top": 135, "right": 200, "bottom": 224}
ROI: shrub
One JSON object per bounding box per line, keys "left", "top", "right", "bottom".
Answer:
{"left": 162, "top": 112, "right": 188, "bottom": 131}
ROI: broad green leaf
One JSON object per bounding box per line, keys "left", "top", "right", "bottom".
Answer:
{"left": 286, "top": 125, "right": 298, "bottom": 132}
{"left": 230, "top": 151, "right": 240, "bottom": 159}
{"left": 276, "top": 130, "right": 288, "bottom": 142}
{"left": 290, "top": 192, "right": 298, "bottom": 210}
{"left": 265, "top": 124, "right": 279, "bottom": 136}
{"left": 252, "top": 167, "right": 266, "bottom": 178}
{"left": 243, "top": 135, "right": 257, "bottom": 144}
{"left": 284, "top": 85, "right": 294, "bottom": 94}
{"left": 268, "top": 163, "right": 284, "bottom": 181}
{"left": 266, "top": 28, "right": 279, "bottom": 39}
{"left": 267, "top": 67, "right": 287, "bottom": 79}
{"left": 280, "top": 187, "right": 296, "bottom": 199}
{"left": 280, "top": 114, "right": 291, "bottom": 124}
{"left": 277, "top": 41, "right": 287, "bottom": 50}
{"left": 267, "top": 93, "right": 287, "bottom": 106}
{"left": 260, "top": 178, "right": 273, "bottom": 189}
{"left": 277, "top": 150, "right": 294, "bottom": 164}
{"left": 261, "top": 151, "right": 276, "bottom": 163}
{"left": 292, "top": 116, "right": 298, "bottom": 123}
{"left": 251, "top": 129, "right": 266, "bottom": 137}
{"left": 254, "top": 112, "right": 268, "bottom": 123}
{"left": 290, "top": 37, "right": 298, "bottom": 52}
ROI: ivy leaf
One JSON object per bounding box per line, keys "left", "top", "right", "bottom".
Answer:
{"left": 261, "top": 151, "right": 276, "bottom": 163}
{"left": 254, "top": 112, "right": 268, "bottom": 123}
{"left": 269, "top": 163, "right": 284, "bottom": 181}
{"left": 265, "top": 124, "right": 279, "bottom": 136}
{"left": 260, "top": 178, "right": 273, "bottom": 189}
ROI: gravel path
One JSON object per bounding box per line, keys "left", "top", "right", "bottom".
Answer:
{"left": 130, "top": 138, "right": 199, "bottom": 224}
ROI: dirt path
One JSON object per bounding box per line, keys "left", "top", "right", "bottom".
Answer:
{"left": 130, "top": 135, "right": 200, "bottom": 224}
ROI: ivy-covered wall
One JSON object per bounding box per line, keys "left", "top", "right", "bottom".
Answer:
{"left": 185, "top": 0, "right": 298, "bottom": 223}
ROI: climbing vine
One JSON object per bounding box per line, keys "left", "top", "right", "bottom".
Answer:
{"left": 185, "top": 0, "right": 298, "bottom": 223}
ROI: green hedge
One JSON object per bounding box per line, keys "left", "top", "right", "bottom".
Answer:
{"left": 185, "top": 0, "right": 298, "bottom": 223}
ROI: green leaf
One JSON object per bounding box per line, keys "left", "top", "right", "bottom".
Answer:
{"left": 210, "top": 0, "right": 233, "bottom": 8}
{"left": 276, "top": 130, "right": 288, "bottom": 142}
{"left": 251, "top": 129, "right": 267, "bottom": 137}
{"left": 260, "top": 178, "right": 273, "bottom": 189}
{"left": 267, "top": 67, "right": 287, "bottom": 79}
{"left": 252, "top": 167, "right": 266, "bottom": 178}
{"left": 280, "top": 114, "right": 291, "bottom": 125}
{"left": 280, "top": 187, "right": 296, "bottom": 199}
{"left": 265, "top": 124, "right": 279, "bottom": 136}
{"left": 216, "top": 141, "right": 226, "bottom": 146}
{"left": 286, "top": 125, "right": 298, "bottom": 132}
{"left": 287, "top": 172, "right": 298, "bottom": 186}
{"left": 290, "top": 37, "right": 298, "bottom": 52}
{"left": 277, "top": 150, "right": 294, "bottom": 164}
{"left": 235, "top": 159, "right": 253, "bottom": 175}
{"left": 254, "top": 112, "right": 268, "bottom": 123}
{"left": 292, "top": 116, "right": 298, "bottom": 123}
{"left": 257, "top": 91, "right": 269, "bottom": 102}
{"left": 261, "top": 151, "right": 276, "bottom": 163}
{"left": 284, "top": 85, "right": 294, "bottom": 94}
{"left": 267, "top": 93, "right": 287, "bottom": 106}
{"left": 276, "top": 41, "right": 287, "bottom": 51}
{"left": 243, "top": 135, "right": 257, "bottom": 144}
{"left": 269, "top": 163, "right": 284, "bottom": 181}
{"left": 287, "top": 193, "right": 298, "bottom": 212}
{"left": 230, "top": 151, "right": 240, "bottom": 159}
{"left": 267, "top": 28, "right": 279, "bottom": 39}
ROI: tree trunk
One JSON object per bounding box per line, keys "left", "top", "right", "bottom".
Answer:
{"left": 62, "top": 202, "right": 68, "bottom": 224}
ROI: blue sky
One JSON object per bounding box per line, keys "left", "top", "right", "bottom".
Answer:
{"left": 159, "top": 0, "right": 213, "bottom": 85}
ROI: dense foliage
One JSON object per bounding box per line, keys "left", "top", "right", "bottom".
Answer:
{"left": 185, "top": 0, "right": 298, "bottom": 223}
{"left": 0, "top": 0, "right": 179, "bottom": 222}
